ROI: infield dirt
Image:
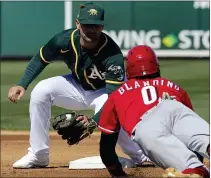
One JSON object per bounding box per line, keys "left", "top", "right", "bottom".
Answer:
{"left": 1, "top": 131, "right": 209, "bottom": 177}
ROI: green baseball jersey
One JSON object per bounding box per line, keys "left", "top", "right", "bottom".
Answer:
{"left": 40, "top": 28, "right": 125, "bottom": 92}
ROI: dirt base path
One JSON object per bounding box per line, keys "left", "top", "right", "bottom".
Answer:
{"left": 1, "top": 131, "right": 209, "bottom": 177}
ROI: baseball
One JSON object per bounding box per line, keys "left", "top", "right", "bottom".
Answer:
{"left": 66, "top": 114, "right": 72, "bottom": 121}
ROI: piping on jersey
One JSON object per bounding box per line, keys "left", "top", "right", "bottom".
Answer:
{"left": 105, "top": 80, "right": 124, "bottom": 85}
{"left": 93, "top": 34, "right": 108, "bottom": 57}
{"left": 39, "top": 47, "right": 52, "bottom": 64}
{"left": 98, "top": 125, "right": 116, "bottom": 133}
{"left": 83, "top": 70, "right": 96, "bottom": 90}
{"left": 71, "top": 29, "right": 80, "bottom": 80}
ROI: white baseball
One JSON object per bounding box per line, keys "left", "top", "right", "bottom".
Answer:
{"left": 66, "top": 114, "right": 72, "bottom": 121}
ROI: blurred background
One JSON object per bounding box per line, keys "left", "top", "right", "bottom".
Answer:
{"left": 0, "top": 1, "right": 210, "bottom": 130}
{"left": 0, "top": 1, "right": 210, "bottom": 58}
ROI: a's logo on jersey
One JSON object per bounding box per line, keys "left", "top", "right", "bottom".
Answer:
{"left": 88, "top": 9, "right": 98, "bottom": 15}
{"left": 88, "top": 64, "right": 105, "bottom": 80}
{"left": 108, "top": 65, "right": 124, "bottom": 81}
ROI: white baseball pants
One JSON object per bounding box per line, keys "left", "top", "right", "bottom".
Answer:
{"left": 132, "top": 100, "right": 210, "bottom": 171}
{"left": 28, "top": 74, "right": 149, "bottom": 164}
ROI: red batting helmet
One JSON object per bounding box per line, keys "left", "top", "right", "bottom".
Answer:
{"left": 126, "top": 45, "right": 159, "bottom": 79}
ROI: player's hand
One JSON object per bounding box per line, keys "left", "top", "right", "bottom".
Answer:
{"left": 8, "top": 85, "right": 25, "bottom": 103}
{"left": 76, "top": 115, "right": 89, "bottom": 127}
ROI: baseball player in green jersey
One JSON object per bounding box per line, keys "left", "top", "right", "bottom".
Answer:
{"left": 8, "top": 2, "right": 150, "bottom": 168}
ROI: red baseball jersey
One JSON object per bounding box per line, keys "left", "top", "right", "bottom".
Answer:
{"left": 98, "top": 77, "right": 193, "bottom": 136}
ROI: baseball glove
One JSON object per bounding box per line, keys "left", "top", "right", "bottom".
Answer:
{"left": 51, "top": 111, "right": 97, "bottom": 145}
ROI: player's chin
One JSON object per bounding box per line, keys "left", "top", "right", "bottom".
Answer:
{"left": 89, "top": 39, "right": 98, "bottom": 44}
{"left": 86, "top": 39, "right": 99, "bottom": 45}
{"left": 87, "top": 34, "right": 98, "bottom": 40}
{"left": 88, "top": 36, "right": 98, "bottom": 42}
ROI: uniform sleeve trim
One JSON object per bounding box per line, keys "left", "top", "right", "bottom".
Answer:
{"left": 71, "top": 29, "right": 80, "bottom": 80}
{"left": 98, "top": 125, "right": 118, "bottom": 134}
{"left": 39, "top": 47, "right": 52, "bottom": 64}
{"left": 106, "top": 80, "right": 124, "bottom": 85}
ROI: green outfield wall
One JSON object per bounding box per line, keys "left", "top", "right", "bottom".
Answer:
{"left": 0, "top": 1, "right": 209, "bottom": 58}
{"left": 0, "top": 1, "right": 64, "bottom": 57}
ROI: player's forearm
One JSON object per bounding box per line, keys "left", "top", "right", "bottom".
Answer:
{"left": 17, "top": 53, "right": 48, "bottom": 90}
{"left": 100, "top": 132, "right": 126, "bottom": 177}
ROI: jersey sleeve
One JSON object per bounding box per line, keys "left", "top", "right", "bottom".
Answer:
{"left": 17, "top": 53, "right": 48, "bottom": 90}
{"left": 40, "top": 33, "right": 64, "bottom": 63}
{"left": 105, "top": 53, "right": 125, "bottom": 94}
{"left": 17, "top": 32, "right": 64, "bottom": 89}
{"left": 98, "top": 95, "right": 120, "bottom": 134}
{"left": 181, "top": 91, "right": 194, "bottom": 110}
